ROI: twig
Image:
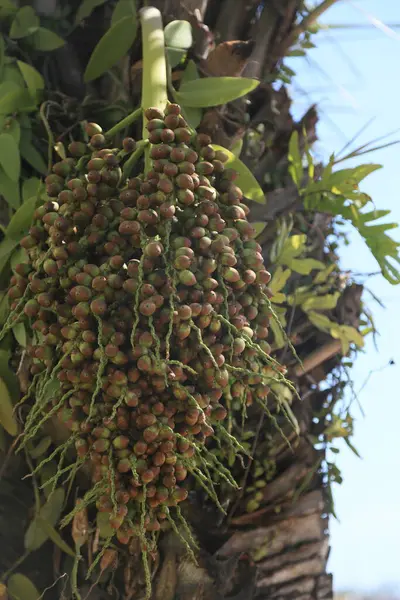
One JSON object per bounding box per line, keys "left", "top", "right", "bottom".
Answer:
{"left": 288, "top": 0, "right": 341, "bottom": 46}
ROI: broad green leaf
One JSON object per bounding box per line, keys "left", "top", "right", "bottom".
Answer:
{"left": 24, "top": 488, "right": 65, "bottom": 551}
{"left": 313, "top": 264, "right": 336, "bottom": 285}
{"left": 252, "top": 222, "right": 267, "bottom": 238}
{"left": 37, "top": 518, "right": 75, "bottom": 557}
{"left": 269, "top": 318, "right": 285, "bottom": 349}
{"left": 22, "top": 177, "right": 42, "bottom": 204}
{"left": 84, "top": 15, "right": 137, "bottom": 82}
{"left": 29, "top": 28, "right": 65, "bottom": 51}
{"left": 166, "top": 46, "right": 186, "bottom": 68}
{"left": 5, "top": 119, "right": 21, "bottom": 144}
{"left": 29, "top": 436, "right": 52, "bottom": 459}
{"left": 164, "top": 20, "right": 192, "bottom": 50}
{"left": 2, "top": 62, "right": 25, "bottom": 87}
{"left": 0, "top": 133, "right": 20, "bottom": 182}
{"left": 288, "top": 258, "right": 325, "bottom": 275}
{"left": 0, "top": 425, "right": 5, "bottom": 452}
{"left": 231, "top": 138, "right": 243, "bottom": 158}
{"left": 0, "top": 86, "right": 35, "bottom": 115}
{"left": 0, "top": 0, "right": 17, "bottom": 17}
{"left": 176, "top": 76, "right": 259, "bottom": 108}
{"left": 269, "top": 266, "right": 291, "bottom": 295}
{"left": 181, "top": 59, "right": 198, "bottom": 85}
{"left": 7, "top": 195, "right": 40, "bottom": 238}
{"left": 0, "top": 238, "right": 19, "bottom": 276}
{"left": 75, "top": 0, "right": 107, "bottom": 24}
{"left": 9, "top": 6, "right": 39, "bottom": 39}
{"left": 111, "top": 0, "right": 136, "bottom": 26}
{"left": 270, "top": 292, "right": 286, "bottom": 304}
{"left": 20, "top": 137, "right": 47, "bottom": 175}
{"left": 307, "top": 310, "right": 333, "bottom": 332}
{"left": 0, "top": 167, "right": 20, "bottom": 208}
{"left": 331, "top": 324, "right": 365, "bottom": 348}
{"left": 7, "top": 573, "right": 40, "bottom": 600}
{"left": 12, "top": 321, "right": 26, "bottom": 347}
{"left": 0, "top": 375, "right": 17, "bottom": 436}
{"left": 277, "top": 234, "right": 307, "bottom": 265}
{"left": 302, "top": 292, "right": 340, "bottom": 312}
{"left": 179, "top": 60, "right": 202, "bottom": 129}
{"left": 212, "top": 144, "right": 265, "bottom": 204}
{"left": 288, "top": 131, "right": 303, "bottom": 188}
{"left": 11, "top": 247, "right": 28, "bottom": 272}
{"left": 0, "top": 35, "right": 5, "bottom": 77}
{"left": 17, "top": 61, "right": 44, "bottom": 98}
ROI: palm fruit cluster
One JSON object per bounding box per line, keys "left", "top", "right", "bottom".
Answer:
{"left": 6, "top": 103, "right": 285, "bottom": 547}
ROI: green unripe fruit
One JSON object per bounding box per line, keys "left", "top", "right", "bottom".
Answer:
{"left": 178, "top": 270, "right": 196, "bottom": 286}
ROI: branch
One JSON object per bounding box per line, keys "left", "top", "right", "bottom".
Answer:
{"left": 288, "top": 0, "right": 340, "bottom": 46}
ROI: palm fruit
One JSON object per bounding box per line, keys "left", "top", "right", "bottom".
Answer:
{"left": 6, "top": 104, "right": 281, "bottom": 549}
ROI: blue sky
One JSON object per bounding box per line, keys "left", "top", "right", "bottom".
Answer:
{"left": 289, "top": 0, "right": 400, "bottom": 593}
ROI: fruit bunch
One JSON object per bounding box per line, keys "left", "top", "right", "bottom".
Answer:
{"left": 5, "top": 104, "right": 285, "bottom": 550}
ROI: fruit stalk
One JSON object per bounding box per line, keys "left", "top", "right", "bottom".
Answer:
{"left": 139, "top": 6, "right": 168, "bottom": 173}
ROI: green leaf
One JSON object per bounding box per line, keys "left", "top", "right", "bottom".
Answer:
{"left": 288, "top": 258, "right": 325, "bottom": 275}
{"left": 179, "top": 60, "right": 202, "bottom": 129}
{"left": 302, "top": 292, "right": 340, "bottom": 312}
{"left": 270, "top": 318, "right": 285, "bottom": 349}
{"left": 5, "top": 118, "right": 21, "bottom": 145}
{"left": 252, "top": 222, "right": 267, "bottom": 238}
{"left": 181, "top": 59, "right": 198, "bottom": 85}
{"left": 166, "top": 46, "right": 187, "bottom": 68}
{"left": 9, "top": 6, "right": 39, "bottom": 39}
{"left": 0, "top": 133, "right": 20, "bottom": 181}
{"left": 0, "top": 0, "right": 17, "bottom": 18}
{"left": 29, "top": 436, "right": 52, "bottom": 459}
{"left": 0, "top": 35, "right": 5, "bottom": 78}
{"left": 164, "top": 20, "right": 192, "bottom": 50}
{"left": 75, "top": 0, "right": 107, "bottom": 24}
{"left": 29, "top": 28, "right": 65, "bottom": 51}
{"left": 313, "top": 264, "right": 336, "bottom": 285}
{"left": 111, "top": 0, "right": 136, "bottom": 26}
{"left": 175, "top": 76, "right": 259, "bottom": 108}
{"left": 17, "top": 61, "right": 44, "bottom": 98}
{"left": 277, "top": 234, "right": 307, "bottom": 265}
{"left": 0, "top": 348, "right": 19, "bottom": 402}
{"left": 269, "top": 266, "right": 291, "bottom": 295}
{"left": 343, "top": 436, "right": 361, "bottom": 458}
{"left": 7, "top": 195, "right": 40, "bottom": 238}
{"left": 24, "top": 488, "right": 65, "bottom": 551}
{"left": 20, "top": 136, "right": 47, "bottom": 175}
{"left": 212, "top": 144, "right": 265, "bottom": 204}
{"left": 12, "top": 321, "right": 26, "bottom": 347}
{"left": 37, "top": 518, "right": 75, "bottom": 557}
{"left": 0, "top": 86, "right": 35, "bottom": 115}
{"left": 11, "top": 247, "right": 28, "bottom": 272}
{"left": 0, "top": 238, "right": 19, "bottom": 276}
{"left": 7, "top": 573, "right": 40, "bottom": 600}
{"left": 0, "top": 167, "right": 20, "bottom": 209}
{"left": 307, "top": 310, "right": 333, "bottom": 332}
{"left": 84, "top": 15, "right": 137, "bottom": 82}
{"left": 288, "top": 131, "right": 303, "bottom": 188}
{"left": 22, "top": 177, "right": 42, "bottom": 204}
{"left": 0, "top": 375, "right": 17, "bottom": 436}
